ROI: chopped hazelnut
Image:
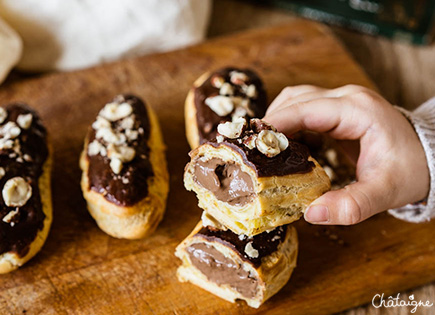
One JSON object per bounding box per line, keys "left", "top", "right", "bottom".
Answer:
{"left": 92, "top": 116, "right": 111, "bottom": 130}
{"left": 230, "top": 71, "right": 248, "bottom": 85}
{"left": 325, "top": 149, "right": 339, "bottom": 167}
{"left": 243, "top": 134, "right": 257, "bottom": 150}
{"left": 211, "top": 75, "right": 225, "bottom": 88}
{"left": 99, "top": 102, "right": 133, "bottom": 122}
{"left": 88, "top": 140, "right": 107, "bottom": 156}
{"left": 256, "top": 130, "right": 288, "bottom": 157}
{"left": 0, "top": 138, "right": 14, "bottom": 150}
{"left": 246, "top": 84, "right": 257, "bottom": 98}
{"left": 217, "top": 117, "right": 247, "bottom": 139}
{"left": 119, "top": 115, "right": 135, "bottom": 130}
{"left": 2, "top": 208, "right": 19, "bottom": 224}
{"left": 323, "top": 165, "right": 336, "bottom": 180}
{"left": 205, "top": 95, "right": 234, "bottom": 116}
{"left": 0, "top": 122, "right": 21, "bottom": 139}
{"left": 107, "top": 144, "right": 135, "bottom": 163}
{"left": 17, "top": 114, "right": 33, "bottom": 129}
{"left": 0, "top": 107, "right": 7, "bottom": 124}
{"left": 2, "top": 177, "right": 32, "bottom": 207}
{"left": 110, "top": 158, "right": 123, "bottom": 174}
{"left": 216, "top": 135, "right": 224, "bottom": 143}
{"left": 244, "top": 242, "right": 259, "bottom": 258}
{"left": 219, "top": 82, "right": 234, "bottom": 96}
{"left": 250, "top": 118, "right": 276, "bottom": 133}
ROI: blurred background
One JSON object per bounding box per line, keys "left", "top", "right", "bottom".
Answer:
{"left": 0, "top": 0, "right": 434, "bottom": 111}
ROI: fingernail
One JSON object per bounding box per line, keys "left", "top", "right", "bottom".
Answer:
{"left": 305, "top": 205, "right": 329, "bottom": 223}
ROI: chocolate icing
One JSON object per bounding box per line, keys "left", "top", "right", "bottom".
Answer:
{"left": 187, "top": 243, "right": 258, "bottom": 299}
{"left": 0, "top": 104, "right": 48, "bottom": 257}
{"left": 86, "top": 95, "right": 153, "bottom": 206}
{"left": 194, "top": 158, "right": 254, "bottom": 206}
{"left": 194, "top": 67, "right": 267, "bottom": 144}
{"left": 216, "top": 140, "right": 314, "bottom": 178}
{"left": 195, "top": 225, "right": 288, "bottom": 268}
{"left": 295, "top": 131, "right": 355, "bottom": 188}
{"left": 204, "top": 124, "right": 315, "bottom": 177}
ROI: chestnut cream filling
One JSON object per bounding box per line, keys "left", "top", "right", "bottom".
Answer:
{"left": 187, "top": 243, "right": 258, "bottom": 299}
{"left": 193, "top": 158, "right": 255, "bottom": 206}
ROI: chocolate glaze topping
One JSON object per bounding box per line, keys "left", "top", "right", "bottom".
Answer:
{"left": 205, "top": 120, "right": 315, "bottom": 177}
{"left": 86, "top": 95, "right": 153, "bottom": 206}
{"left": 295, "top": 131, "right": 355, "bottom": 188}
{"left": 195, "top": 224, "right": 288, "bottom": 268}
{"left": 0, "top": 104, "right": 48, "bottom": 257}
{"left": 194, "top": 67, "right": 267, "bottom": 144}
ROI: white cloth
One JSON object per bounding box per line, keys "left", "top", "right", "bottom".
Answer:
{"left": 0, "top": 0, "right": 211, "bottom": 72}
{"left": 389, "top": 98, "right": 435, "bottom": 222}
{"left": 0, "top": 17, "right": 22, "bottom": 83}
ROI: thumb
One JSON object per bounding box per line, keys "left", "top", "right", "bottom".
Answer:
{"left": 304, "top": 180, "right": 391, "bottom": 225}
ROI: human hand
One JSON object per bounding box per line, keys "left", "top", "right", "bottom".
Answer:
{"left": 264, "top": 85, "right": 430, "bottom": 225}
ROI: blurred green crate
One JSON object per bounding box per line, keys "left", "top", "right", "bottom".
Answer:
{"left": 251, "top": 0, "right": 435, "bottom": 44}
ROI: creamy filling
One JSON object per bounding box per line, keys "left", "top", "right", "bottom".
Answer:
{"left": 187, "top": 243, "right": 258, "bottom": 299}
{"left": 193, "top": 158, "right": 254, "bottom": 206}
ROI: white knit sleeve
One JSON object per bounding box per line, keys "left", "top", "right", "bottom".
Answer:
{"left": 388, "top": 98, "right": 435, "bottom": 223}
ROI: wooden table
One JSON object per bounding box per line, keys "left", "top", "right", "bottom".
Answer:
{"left": 209, "top": 1, "right": 435, "bottom": 314}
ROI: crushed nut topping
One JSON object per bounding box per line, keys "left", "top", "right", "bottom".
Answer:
{"left": 0, "top": 109, "right": 33, "bottom": 163}
{"left": 219, "top": 82, "right": 234, "bottom": 96}
{"left": 211, "top": 75, "right": 225, "bottom": 88}
{"left": 2, "top": 177, "right": 32, "bottom": 207}
{"left": 243, "top": 134, "right": 257, "bottom": 150}
{"left": 89, "top": 97, "right": 140, "bottom": 175}
{"left": 0, "top": 122, "right": 21, "bottom": 139}
{"left": 216, "top": 135, "right": 224, "bottom": 143}
{"left": 92, "top": 116, "right": 111, "bottom": 130}
{"left": 0, "top": 138, "right": 13, "bottom": 150}
{"left": 107, "top": 144, "right": 135, "bottom": 163}
{"left": 87, "top": 140, "right": 107, "bottom": 156}
{"left": 2, "top": 208, "right": 19, "bottom": 224}
{"left": 244, "top": 242, "right": 259, "bottom": 258}
{"left": 250, "top": 118, "right": 275, "bottom": 133}
{"left": 323, "top": 165, "right": 336, "bottom": 181}
{"left": 0, "top": 107, "right": 7, "bottom": 124}
{"left": 109, "top": 158, "right": 123, "bottom": 175}
{"left": 205, "top": 95, "right": 234, "bottom": 116}
{"left": 325, "top": 148, "right": 339, "bottom": 168}
{"left": 217, "top": 117, "right": 247, "bottom": 139}
{"left": 256, "top": 130, "right": 289, "bottom": 158}
{"left": 17, "top": 113, "right": 33, "bottom": 129}
{"left": 230, "top": 71, "right": 248, "bottom": 85}
{"left": 271, "top": 235, "right": 281, "bottom": 241}
{"left": 216, "top": 118, "right": 289, "bottom": 158}
{"left": 99, "top": 102, "right": 133, "bottom": 122}
{"left": 204, "top": 70, "right": 259, "bottom": 120}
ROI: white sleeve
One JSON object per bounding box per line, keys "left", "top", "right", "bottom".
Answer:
{"left": 388, "top": 98, "right": 435, "bottom": 223}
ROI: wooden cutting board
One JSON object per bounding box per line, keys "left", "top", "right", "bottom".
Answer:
{"left": 0, "top": 19, "right": 433, "bottom": 315}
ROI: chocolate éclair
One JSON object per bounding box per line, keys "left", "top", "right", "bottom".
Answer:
{"left": 176, "top": 221, "right": 297, "bottom": 308}
{"left": 185, "top": 67, "right": 268, "bottom": 149}
{"left": 184, "top": 118, "right": 330, "bottom": 236}
{"left": 80, "top": 94, "right": 169, "bottom": 239}
{"left": 0, "top": 103, "right": 52, "bottom": 274}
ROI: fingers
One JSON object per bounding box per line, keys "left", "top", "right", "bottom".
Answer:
{"left": 264, "top": 97, "right": 371, "bottom": 140}
{"left": 267, "top": 85, "right": 326, "bottom": 114}
{"left": 304, "top": 179, "right": 392, "bottom": 225}
{"left": 267, "top": 84, "right": 369, "bottom": 116}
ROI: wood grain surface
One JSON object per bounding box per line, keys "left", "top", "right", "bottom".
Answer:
{"left": 0, "top": 19, "right": 434, "bottom": 315}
